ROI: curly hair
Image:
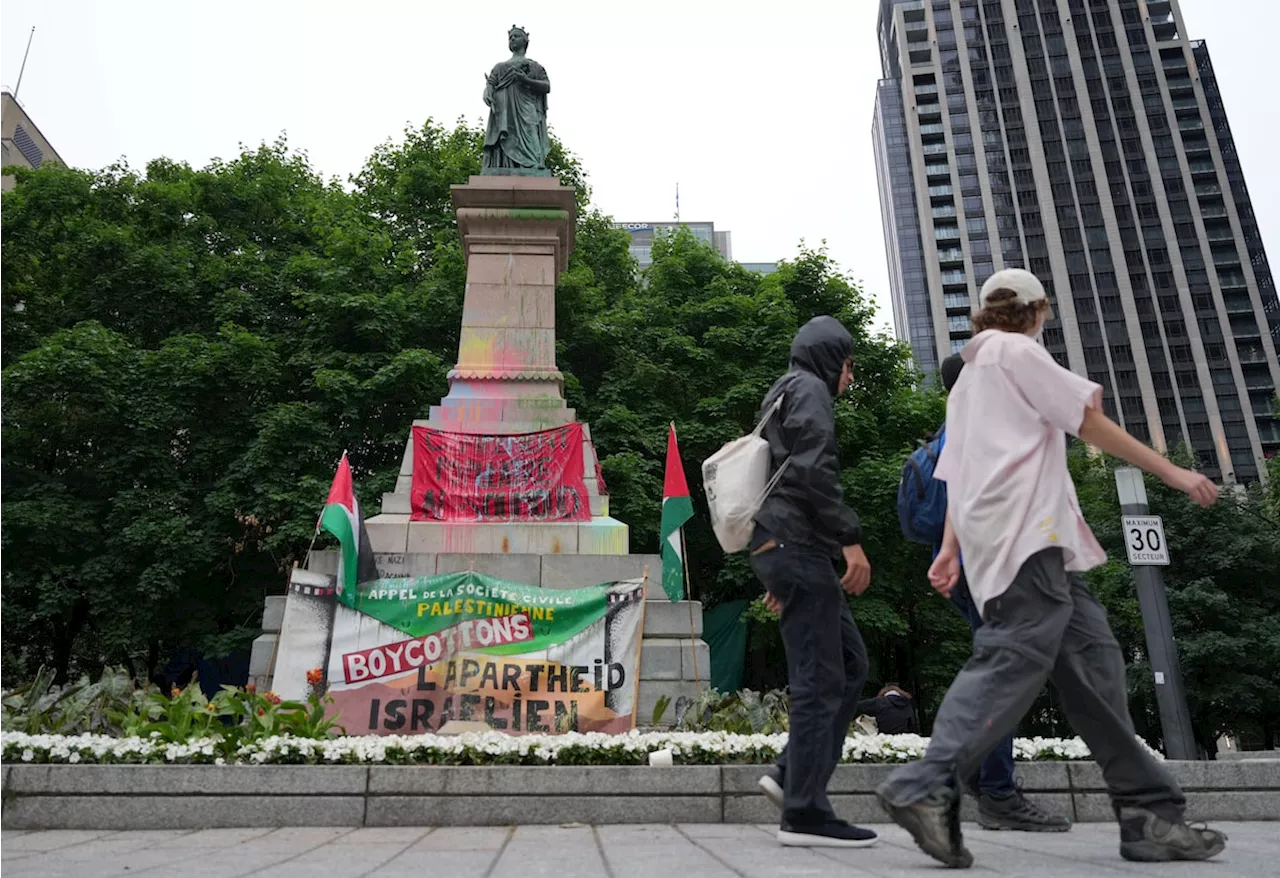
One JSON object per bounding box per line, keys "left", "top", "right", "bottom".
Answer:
{"left": 972, "top": 288, "right": 1050, "bottom": 334}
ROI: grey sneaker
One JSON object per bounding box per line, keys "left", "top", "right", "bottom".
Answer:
{"left": 978, "top": 789, "right": 1072, "bottom": 832}
{"left": 1118, "top": 806, "right": 1227, "bottom": 862}
{"left": 758, "top": 766, "right": 784, "bottom": 810}
{"left": 877, "top": 786, "right": 973, "bottom": 869}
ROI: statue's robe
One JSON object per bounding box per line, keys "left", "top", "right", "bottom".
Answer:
{"left": 482, "top": 58, "right": 550, "bottom": 172}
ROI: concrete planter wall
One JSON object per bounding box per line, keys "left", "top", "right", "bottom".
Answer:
{"left": 3, "top": 760, "right": 1276, "bottom": 830}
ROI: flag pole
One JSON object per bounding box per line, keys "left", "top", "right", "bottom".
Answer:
{"left": 277, "top": 447, "right": 346, "bottom": 691}
{"left": 630, "top": 567, "right": 651, "bottom": 730}
{"left": 305, "top": 449, "right": 348, "bottom": 568}
{"left": 680, "top": 526, "right": 702, "bottom": 696}
{"left": 312, "top": 449, "right": 351, "bottom": 696}
{"left": 671, "top": 420, "right": 702, "bottom": 696}
{"left": 14, "top": 27, "right": 35, "bottom": 101}
{"left": 0, "top": 27, "right": 34, "bottom": 138}
{"left": 301, "top": 522, "right": 321, "bottom": 570}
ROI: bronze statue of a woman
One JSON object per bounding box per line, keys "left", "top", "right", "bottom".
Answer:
{"left": 482, "top": 26, "right": 551, "bottom": 175}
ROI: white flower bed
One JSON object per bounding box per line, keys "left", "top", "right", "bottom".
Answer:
{"left": 0, "top": 730, "right": 1125, "bottom": 766}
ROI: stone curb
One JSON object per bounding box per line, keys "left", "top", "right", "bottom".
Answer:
{"left": 720, "top": 761, "right": 1074, "bottom": 794}
{"left": 3, "top": 765, "right": 368, "bottom": 795}
{"left": 3, "top": 761, "right": 1277, "bottom": 829}
{"left": 365, "top": 795, "right": 721, "bottom": 827}
{"left": 2, "top": 795, "right": 364, "bottom": 830}
{"left": 366, "top": 765, "right": 722, "bottom": 795}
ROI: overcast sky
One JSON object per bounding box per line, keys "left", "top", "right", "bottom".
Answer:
{"left": 3, "top": 1, "right": 1276, "bottom": 333}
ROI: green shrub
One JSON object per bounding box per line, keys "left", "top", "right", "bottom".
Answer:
{"left": 653, "top": 688, "right": 790, "bottom": 734}
{"left": 2, "top": 665, "right": 343, "bottom": 753}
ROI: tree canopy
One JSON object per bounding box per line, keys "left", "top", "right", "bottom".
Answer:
{"left": 4, "top": 119, "right": 1278, "bottom": 751}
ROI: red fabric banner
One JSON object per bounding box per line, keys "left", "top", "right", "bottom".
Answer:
{"left": 410, "top": 424, "right": 591, "bottom": 522}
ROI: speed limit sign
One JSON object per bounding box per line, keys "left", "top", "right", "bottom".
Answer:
{"left": 1122, "top": 515, "right": 1170, "bottom": 566}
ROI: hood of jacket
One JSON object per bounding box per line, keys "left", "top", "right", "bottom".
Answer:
{"left": 789, "top": 316, "right": 853, "bottom": 397}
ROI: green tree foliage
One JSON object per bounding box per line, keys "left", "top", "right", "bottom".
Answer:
{"left": 0, "top": 122, "right": 602, "bottom": 687}
{"left": 1066, "top": 448, "right": 1280, "bottom": 751}
{"left": 3, "top": 127, "right": 461, "bottom": 682}
{"left": 5, "top": 120, "right": 1278, "bottom": 755}
{"left": 555, "top": 225, "right": 964, "bottom": 708}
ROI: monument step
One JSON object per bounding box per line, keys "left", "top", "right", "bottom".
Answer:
{"left": 413, "top": 418, "right": 594, "bottom": 435}
{"left": 363, "top": 515, "right": 630, "bottom": 556}
{"left": 381, "top": 489, "right": 608, "bottom": 518}
{"left": 418, "top": 419, "right": 574, "bottom": 435}
{"left": 638, "top": 680, "right": 706, "bottom": 727}
{"left": 641, "top": 601, "right": 704, "bottom": 638}
{"left": 430, "top": 399, "right": 575, "bottom": 419}
{"left": 639, "top": 638, "right": 711, "bottom": 683}
{"left": 306, "top": 549, "right": 672, "bottom": 598}
{"left": 248, "top": 634, "right": 277, "bottom": 691}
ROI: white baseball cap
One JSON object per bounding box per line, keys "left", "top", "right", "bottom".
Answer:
{"left": 979, "top": 268, "right": 1047, "bottom": 308}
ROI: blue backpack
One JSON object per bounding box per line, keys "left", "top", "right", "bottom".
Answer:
{"left": 897, "top": 424, "right": 948, "bottom": 546}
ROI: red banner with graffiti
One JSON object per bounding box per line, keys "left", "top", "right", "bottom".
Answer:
{"left": 410, "top": 425, "right": 591, "bottom": 522}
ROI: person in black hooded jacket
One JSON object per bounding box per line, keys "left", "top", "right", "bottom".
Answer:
{"left": 855, "top": 684, "right": 918, "bottom": 735}
{"left": 748, "top": 315, "right": 878, "bottom": 849}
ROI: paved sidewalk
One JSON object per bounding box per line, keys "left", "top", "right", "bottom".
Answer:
{"left": 1, "top": 821, "right": 1270, "bottom": 877}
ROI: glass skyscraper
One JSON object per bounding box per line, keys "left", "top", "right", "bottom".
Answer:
{"left": 873, "top": 0, "right": 1280, "bottom": 481}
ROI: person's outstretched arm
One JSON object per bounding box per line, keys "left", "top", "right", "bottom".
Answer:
{"left": 1078, "top": 408, "right": 1218, "bottom": 507}
{"left": 1004, "top": 340, "right": 1219, "bottom": 509}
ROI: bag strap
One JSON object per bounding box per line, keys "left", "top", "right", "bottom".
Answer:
{"left": 756, "top": 456, "right": 791, "bottom": 507}
{"left": 751, "top": 393, "right": 785, "bottom": 438}
{"left": 751, "top": 393, "right": 791, "bottom": 506}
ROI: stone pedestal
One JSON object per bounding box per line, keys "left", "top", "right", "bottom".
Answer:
{"left": 247, "top": 595, "right": 285, "bottom": 693}
{"left": 368, "top": 176, "right": 616, "bottom": 552}
{"left": 266, "top": 176, "right": 710, "bottom": 724}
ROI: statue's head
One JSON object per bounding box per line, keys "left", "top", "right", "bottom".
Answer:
{"left": 508, "top": 25, "right": 529, "bottom": 52}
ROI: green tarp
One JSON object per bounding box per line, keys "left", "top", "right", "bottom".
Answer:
{"left": 702, "top": 599, "right": 750, "bottom": 693}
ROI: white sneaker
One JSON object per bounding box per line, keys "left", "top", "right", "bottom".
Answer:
{"left": 758, "top": 770, "right": 784, "bottom": 810}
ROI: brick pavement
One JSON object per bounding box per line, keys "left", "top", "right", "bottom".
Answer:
{"left": 2, "top": 821, "right": 1271, "bottom": 877}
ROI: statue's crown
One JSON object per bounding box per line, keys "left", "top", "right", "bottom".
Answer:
{"left": 509, "top": 24, "right": 528, "bottom": 38}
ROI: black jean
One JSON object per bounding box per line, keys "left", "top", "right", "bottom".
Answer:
{"left": 750, "top": 528, "right": 869, "bottom": 824}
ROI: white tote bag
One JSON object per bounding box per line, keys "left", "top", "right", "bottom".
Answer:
{"left": 701, "top": 395, "right": 791, "bottom": 553}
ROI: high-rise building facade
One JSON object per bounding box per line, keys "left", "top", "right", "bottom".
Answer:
{"left": 873, "top": 0, "right": 1280, "bottom": 481}
{"left": 613, "top": 221, "right": 778, "bottom": 274}
{"left": 614, "top": 221, "right": 733, "bottom": 269}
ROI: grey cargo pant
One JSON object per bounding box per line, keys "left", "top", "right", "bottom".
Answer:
{"left": 878, "top": 547, "right": 1184, "bottom": 818}
{"left": 750, "top": 528, "right": 869, "bottom": 824}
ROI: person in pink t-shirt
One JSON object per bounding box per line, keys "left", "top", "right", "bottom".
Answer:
{"left": 876, "top": 269, "right": 1227, "bottom": 869}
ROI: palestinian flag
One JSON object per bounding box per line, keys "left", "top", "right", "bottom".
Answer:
{"left": 660, "top": 424, "right": 694, "bottom": 602}
{"left": 319, "top": 452, "right": 377, "bottom": 600}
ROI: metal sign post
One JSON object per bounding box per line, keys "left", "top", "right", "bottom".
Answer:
{"left": 1114, "top": 468, "right": 1200, "bottom": 760}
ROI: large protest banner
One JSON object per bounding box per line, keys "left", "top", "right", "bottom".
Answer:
{"left": 409, "top": 425, "right": 590, "bottom": 522}
{"left": 324, "top": 570, "right": 646, "bottom": 735}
